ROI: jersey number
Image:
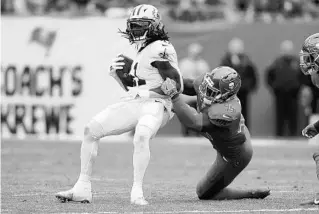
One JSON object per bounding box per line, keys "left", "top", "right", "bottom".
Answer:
{"left": 225, "top": 104, "right": 235, "bottom": 113}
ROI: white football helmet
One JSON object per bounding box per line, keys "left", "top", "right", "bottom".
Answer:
{"left": 125, "top": 4, "right": 164, "bottom": 42}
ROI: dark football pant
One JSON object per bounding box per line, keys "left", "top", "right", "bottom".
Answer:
{"left": 196, "top": 127, "right": 254, "bottom": 200}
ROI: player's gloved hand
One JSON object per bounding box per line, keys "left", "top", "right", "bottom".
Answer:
{"left": 161, "top": 78, "right": 179, "bottom": 99}
{"left": 302, "top": 123, "right": 319, "bottom": 139}
{"left": 109, "top": 55, "right": 125, "bottom": 77}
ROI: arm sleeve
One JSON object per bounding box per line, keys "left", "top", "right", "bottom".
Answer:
{"left": 172, "top": 95, "right": 210, "bottom": 131}
{"left": 182, "top": 78, "right": 197, "bottom": 96}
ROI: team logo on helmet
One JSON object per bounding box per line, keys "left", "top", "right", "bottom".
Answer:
{"left": 152, "top": 8, "right": 160, "bottom": 19}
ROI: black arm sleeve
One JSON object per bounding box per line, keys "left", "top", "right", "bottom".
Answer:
{"left": 151, "top": 60, "right": 181, "bottom": 91}
{"left": 182, "top": 78, "right": 197, "bottom": 96}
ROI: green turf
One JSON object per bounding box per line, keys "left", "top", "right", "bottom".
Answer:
{"left": 2, "top": 138, "right": 319, "bottom": 213}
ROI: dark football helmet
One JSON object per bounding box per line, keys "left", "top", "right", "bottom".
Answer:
{"left": 300, "top": 33, "right": 319, "bottom": 76}
{"left": 198, "top": 66, "right": 241, "bottom": 110}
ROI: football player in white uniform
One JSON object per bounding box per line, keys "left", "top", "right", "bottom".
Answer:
{"left": 55, "top": 4, "right": 182, "bottom": 205}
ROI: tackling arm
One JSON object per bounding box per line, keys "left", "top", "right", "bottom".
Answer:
{"left": 171, "top": 95, "right": 210, "bottom": 131}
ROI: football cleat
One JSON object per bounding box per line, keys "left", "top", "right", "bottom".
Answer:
{"left": 250, "top": 188, "right": 271, "bottom": 199}
{"left": 130, "top": 196, "right": 149, "bottom": 205}
{"left": 130, "top": 185, "right": 148, "bottom": 205}
{"left": 314, "top": 193, "right": 319, "bottom": 205}
{"left": 55, "top": 182, "right": 92, "bottom": 203}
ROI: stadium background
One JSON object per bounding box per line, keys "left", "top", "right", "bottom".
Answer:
{"left": 2, "top": 0, "right": 319, "bottom": 139}
{"left": 3, "top": 1, "right": 319, "bottom": 213}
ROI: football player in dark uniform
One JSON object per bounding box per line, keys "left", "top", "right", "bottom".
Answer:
{"left": 161, "top": 66, "right": 270, "bottom": 200}
{"left": 300, "top": 33, "right": 319, "bottom": 204}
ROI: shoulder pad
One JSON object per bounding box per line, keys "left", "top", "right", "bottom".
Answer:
{"left": 148, "top": 40, "right": 176, "bottom": 61}
{"left": 208, "top": 98, "right": 241, "bottom": 126}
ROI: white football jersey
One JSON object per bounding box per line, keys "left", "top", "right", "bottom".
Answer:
{"left": 129, "top": 40, "right": 180, "bottom": 91}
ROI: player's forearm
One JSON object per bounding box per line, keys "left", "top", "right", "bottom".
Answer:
{"left": 314, "top": 120, "right": 319, "bottom": 132}
{"left": 172, "top": 95, "right": 203, "bottom": 131}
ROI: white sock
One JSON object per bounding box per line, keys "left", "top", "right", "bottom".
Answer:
{"left": 132, "top": 126, "right": 152, "bottom": 195}
{"left": 77, "top": 138, "right": 99, "bottom": 184}
{"left": 132, "top": 145, "right": 150, "bottom": 190}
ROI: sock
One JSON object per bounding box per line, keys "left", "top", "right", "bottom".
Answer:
{"left": 132, "top": 142, "right": 150, "bottom": 190}
{"left": 77, "top": 137, "right": 99, "bottom": 184}
{"left": 132, "top": 126, "right": 151, "bottom": 196}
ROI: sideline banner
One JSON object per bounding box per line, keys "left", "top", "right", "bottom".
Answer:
{"left": 1, "top": 17, "right": 136, "bottom": 140}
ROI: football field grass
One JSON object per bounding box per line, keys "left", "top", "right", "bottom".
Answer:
{"left": 2, "top": 137, "right": 319, "bottom": 213}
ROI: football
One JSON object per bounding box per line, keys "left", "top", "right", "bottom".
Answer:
{"left": 116, "top": 54, "right": 133, "bottom": 78}
{"left": 115, "top": 54, "right": 134, "bottom": 90}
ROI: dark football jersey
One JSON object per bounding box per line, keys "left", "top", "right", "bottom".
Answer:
{"left": 200, "top": 97, "right": 247, "bottom": 157}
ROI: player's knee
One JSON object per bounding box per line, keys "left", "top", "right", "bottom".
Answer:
{"left": 196, "top": 181, "right": 213, "bottom": 200}
{"left": 133, "top": 125, "right": 152, "bottom": 151}
{"left": 196, "top": 184, "right": 211, "bottom": 200}
{"left": 84, "top": 120, "right": 105, "bottom": 142}
{"left": 137, "top": 114, "right": 161, "bottom": 136}
{"left": 196, "top": 183, "right": 204, "bottom": 199}
{"left": 196, "top": 176, "right": 225, "bottom": 200}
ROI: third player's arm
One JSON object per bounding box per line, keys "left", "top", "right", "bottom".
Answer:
{"left": 314, "top": 120, "right": 319, "bottom": 132}
{"left": 182, "top": 73, "right": 205, "bottom": 96}
{"left": 171, "top": 95, "right": 210, "bottom": 132}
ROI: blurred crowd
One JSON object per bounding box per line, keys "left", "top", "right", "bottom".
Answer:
{"left": 1, "top": 0, "right": 141, "bottom": 16}
{"left": 2, "top": 0, "right": 319, "bottom": 22}
{"left": 235, "top": 0, "right": 319, "bottom": 23}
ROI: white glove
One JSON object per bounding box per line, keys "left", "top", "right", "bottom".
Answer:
{"left": 109, "top": 54, "right": 125, "bottom": 77}
{"left": 109, "top": 54, "right": 129, "bottom": 91}
{"left": 161, "top": 78, "right": 179, "bottom": 99}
